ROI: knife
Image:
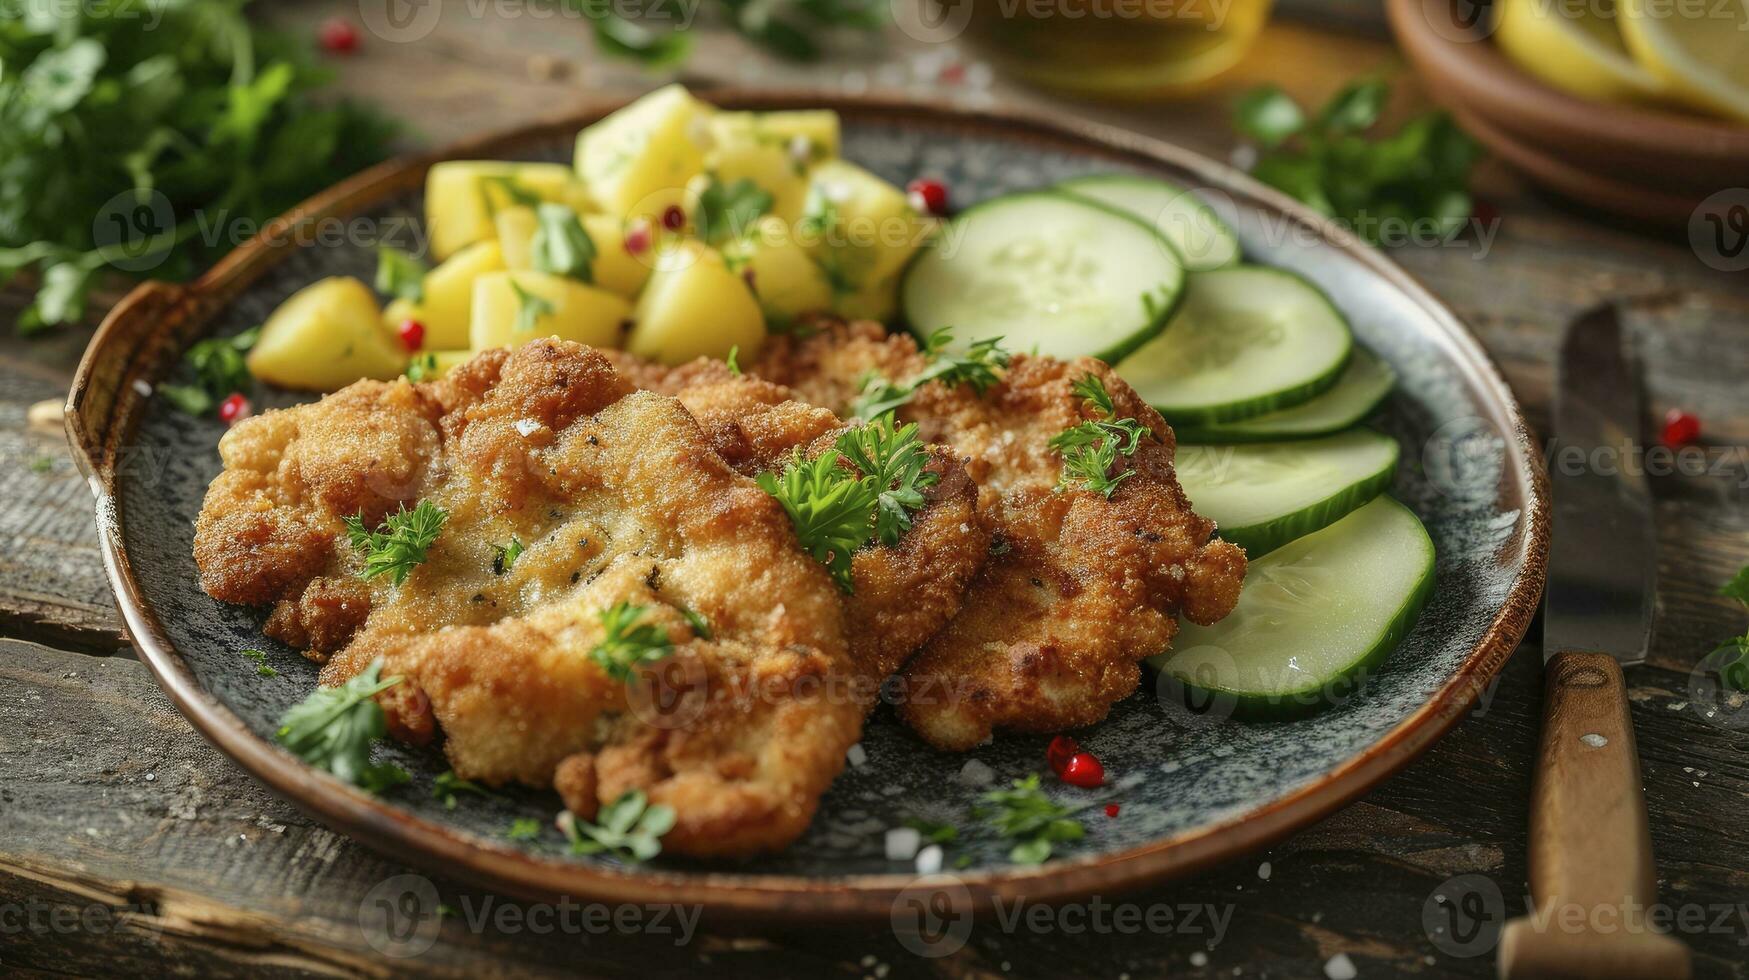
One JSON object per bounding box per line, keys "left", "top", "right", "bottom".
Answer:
{"left": 1498, "top": 305, "right": 1690, "bottom": 979}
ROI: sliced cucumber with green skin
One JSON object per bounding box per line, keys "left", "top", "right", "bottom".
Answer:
{"left": 1116, "top": 265, "right": 1352, "bottom": 426}
{"left": 1177, "top": 429, "right": 1399, "bottom": 558}
{"left": 1055, "top": 174, "right": 1241, "bottom": 272}
{"left": 1148, "top": 496, "right": 1434, "bottom": 718}
{"left": 1173, "top": 348, "right": 1396, "bottom": 444}
{"left": 900, "top": 191, "right": 1184, "bottom": 363}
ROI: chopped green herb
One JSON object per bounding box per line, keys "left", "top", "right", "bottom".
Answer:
{"left": 678, "top": 605, "right": 712, "bottom": 640}
{"left": 343, "top": 500, "right": 449, "bottom": 586}
{"left": 241, "top": 648, "right": 278, "bottom": 678}
{"left": 589, "top": 601, "right": 673, "bottom": 681}
{"left": 1051, "top": 373, "right": 1147, "bottom": 498}
{"left": 1713, "top": 567, "right": 1749, "bottom": 691}
{"left": 482, "top": 174, "right": 542, "bottom": 211}
{"left": 506, "top": 817, "right": 543, "bottom": 841}
{"left": 903, "top": 817, "right": 959, "bottom": 845}
{"left": 405, "top": 353, "right": 439, "bottom": 383}
{"left": 531, "top": 203, "right": 598, "bottom": 283}
{"left": 695, "top": 176, "right": 773, "bottom": 244}
{"left": 758, "top": 448, "right": 880, "bottom": 592}
{"left": 29, "top": 456, "right": 54, "bottom": 474}
{"left": 726, "top": 345, "right": 741, "bottom": 376}
{"left": 976, "top": 775, "right": 1085, "bottom": 865}
{"left": 158, "top": 326, "right": 261, "bottom": 416}
{"left": 375, "top": 247, "right": 427, "bottom": 303}
{"left": 847, "top": 329, "right": 1011, "bottom": 420}
{"left": 556, "top": 789, "right": 676, "bottom": 862}
{"left": 493, "top": 536, "right": 525, "bottom": 576}
{"left": 275, "top": 659, "right": 408, "bottom": 792}
{"left": 434, "top": 770, "right": 500, "bottom": 810}
{"left": 835, "top": 415, "right": 939, "bottom": 547}
{"left": 510, "top": 279, "right": 556, "bottom": 334}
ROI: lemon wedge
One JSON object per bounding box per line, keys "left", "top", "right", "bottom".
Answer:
{"left": 1618, "top": 0, "right": 1749, "bottom": 123}
{"left": 1493, "top": 0, "right": 1664, "bottom": 103}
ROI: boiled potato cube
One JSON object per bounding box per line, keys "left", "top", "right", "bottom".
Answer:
{"left": 495, "top": 207, "right": 651, "bottom": 298}
{"left": 470, "top": 271, "right": 631, "bottom": 351}
{"left": 708, "top": 110, "right": 839, "bottom": 163}
{"left": 393, "top": 240, "right": 505, "bottom": 350}
{"left": 575, "top": 84, "right": 712, "bottom": 222}
{"left": 627, "top": 241, "right": 765, "bottom": 365}
{"left": 703, "top": 141, "right": 808, "bottom": 225}
{"left": 800, "top": 160, "right": 927, "bottom": 295}
{"left": 250, "top": 277, "right": 406, "bottom": 391}
{"left": 425, "top": 161, "right": 589, "bottom": 260}
{"left": 724, "top": 216, "right": 834, "bottom": 326}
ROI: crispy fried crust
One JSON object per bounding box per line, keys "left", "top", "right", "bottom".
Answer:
{"left": 599, "top": 355, "right": 991, "bottom": 687}
{"left": 197, "top": 340, "right": 862, "bottom": 856}
{"left": 749, "top": 323, "right": 1247, "bottom": 750}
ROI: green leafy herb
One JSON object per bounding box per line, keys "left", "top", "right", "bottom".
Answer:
{"left": 557, "top": 789, "right": 677, "bottom": 862}
{"left": 797, "top": 185, "right": 840, "bottom": 242}
{"left": 241, "top": 648, "right": 278, "bottom": 678}
{"left": 481, "top": 174, "right": 542, "bottom": 211}
{"left": 1713, "top": 567, "right": 1749, "bottom": 691}
{"left": 847, "top": 329, "right": 1011, "bottom": 420}
{"left": 531, "top": 203, "right": 598, "bottom": 283}
{"left": 976, "top": 775, "right": 1085, "bottom": 865}
{"left": 510, "top": 279, "right": 556, "bottom": 334}
{"left": 1051, "top": 373, "right": 1146, "bottom": 498}
{"left": 434, "top": 770, "right": 501, "bottom": 810}
{"left": 343, "top": 500, "right": 449, "bottom": 586}
{"left": 848, "top": 376, "right": 915, "bottom": 422}
{"left": 904, "top": 816, "right": 959, "bottom": 845}
{"left": 589, "top": 601, "right": 673, "bottom": 681}
{"left": 579, "top": 9, "right": 696, "bottom": 68}
{"left": 493, "top": 536, "right": 525, "bottom": 576}
{"left": 726, "top": 345, "right": 741, "bottom": 376}
{"left": 1234, "top": 79, "right": 1481, "bottom": 244}
{"left": 276, "top": 659, "right": 408, "bottom": 792}
{"left": 157, "top": 326, "right": 261, "bottom": 416}
{"left": 758, "top": 449, "right": 879, "bottom": 591}
{"left": 835, "top": 415, "right": 939, "bottom": 547}
{"left": 375, "top": 247, "right": 427, "bottom": 303}
{"left": 677, "top": 605, "right": 712, "bottom": 640}
{"left": 695, "top": 176, "right": 773, "bottom": 244}
{"left": 405, "top": 353, "right": 439, "bottom": 383}
{"left": 0, "top": 2, "right": 397, "bottom": 334}
{"left": 29, "top": 456, "right": 54, "bottom": 474}
{"left": 506, "top": 817, "right": 544, "bottom": 841}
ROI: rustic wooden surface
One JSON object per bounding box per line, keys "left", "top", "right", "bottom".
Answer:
{"left": 4, "top": 2, "right": 1748, "bottom": 977}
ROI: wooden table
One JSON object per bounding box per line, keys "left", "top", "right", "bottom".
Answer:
{"left": 4, "top": 3, "right": 1747, "bottom": 977}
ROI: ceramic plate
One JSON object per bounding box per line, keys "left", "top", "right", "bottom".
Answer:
{"left": 66, "top": 93, "right": 1547, "bottom": 918}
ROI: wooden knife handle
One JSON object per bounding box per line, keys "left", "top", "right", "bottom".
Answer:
{"left": 1498, "top": 652, "right": 1690, "bottom": 980}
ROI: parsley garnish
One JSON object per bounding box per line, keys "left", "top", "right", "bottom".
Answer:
{"left": 493, "top": 537, "right": 525, "bottom": 576}
{"left": 158, "top": 326, "right": 260, "bottom": 416}
{"left": 904, "top": 816, "right": 960, "bottom": 845}
{"left": 241, "top": 648, "right": 278, "bottom": 677}
{"left": 847, "top": 328, "right": 1011, "bottom": 420}
{"left": 677, "top": 605, "right": 712, "bottom": 640}
{"left": 836, "top": 415, "right": 940, "bottom": 547}
{"left": 1713, "top": 567, "right": 1749, "bottom": 691}
{"left": 695, "top": 176, "right": 774, "bottom": 244}
{"left": 405, "top": 352, "right": 439, "bottom": 382}
{"left": 434, "top": 770, "right": 500, "bottom": 809}
{"left": 976, "top": 775, "right": 1085, "bottom": 865}
{"left": 375, "top": 247, "right": 427, "bottom": 303}
{"left": 275, "top": 659, "right": 408, "bottom": 792}
{"left": 510, "top": 279, "right": 556, "bottom": 334}
{"left": 1235, "top": 79, "right": 1481, "bottom": 244}
{"left": 506, "top": 817, "right": 544, "bottom": 841}
{"left": 531, "top": 203, "right": 598, "bottom": 283}
{"left": 1051, "top": 374, "right": 1147, "bottom": 498}
{"left": 589, "top": 602, "right": 673, "bottom": 681}
{"left": 343, "top": 500, "right": 449, "bottom": 586}
{"left": 726, "top": 345, "right": 741, "bottom": 376}
{"left": 556, "top": 790, "right": 677, "bottom": 862}
{"left": 481, "top": 174, "right": 542, "bottom": 212}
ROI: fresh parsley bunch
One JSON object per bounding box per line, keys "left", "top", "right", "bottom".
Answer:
{"left": 0, "top": 1, "right": 397, "bottom": 333}
{"left": 1234, "top": 79, "right": 1481, "bottom": 245}
{"left": 157, "top": 326, "right": 259, "bottom": 415}
{"left": 977, "top": 775, "right": 1085, "bottom": 865}
{"left": 276, "top": 659, "right": 409, "bottom": 792}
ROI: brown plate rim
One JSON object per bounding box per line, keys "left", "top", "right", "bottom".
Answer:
{"left": 65, "top": 90, "right": 1550, "bottom": 920}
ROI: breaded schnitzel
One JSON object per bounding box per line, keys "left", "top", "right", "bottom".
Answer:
{"left": 746, "top": 323, "right": 1248, "bottom": 750}
{"left": 196, "top": 340, "right": 864, "bottom": 855}
{"left": 600, "top": 357, "right": 991, "bottom": 685}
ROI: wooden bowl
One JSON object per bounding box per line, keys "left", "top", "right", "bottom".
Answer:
{"left": 64, "top": 92, "right": 1548, "bottom": 919}
{"left": 1387, "top": 0, "right": 1749, "bottom": 224}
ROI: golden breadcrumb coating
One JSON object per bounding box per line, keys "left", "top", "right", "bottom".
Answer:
{"left": 748, "top": 322, "right": 1247, "bottom": 750}
{"left": 196, "top": 340, "right": 861, "bottom": 856}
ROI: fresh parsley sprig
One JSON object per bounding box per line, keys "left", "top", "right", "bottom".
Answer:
{"left": 510, "top": 279, "right": 556, "bottom": 334}
{"left": 405, "top": 353, "right": 440, "bottom": 383}
{"left": 1234, "top": 79, "right": 1481, "bottom": 245}
{"left": 434, "top": 770, "right": 502, "bottom": 810}
{"left": 1713, "top": 567, "right": 1749, "bottom": 691}
{"left": 375, "top": 247, "right": 427, "bottom": 303}
{"left": 157, "top": 326, "right": 260, "bottom": 416}
{"left": 557, "top": 790, "right": 677, "bottom": 862}
{"left": 531, "top": 203, "right": 598, "bottom": 283}
{"left": 343, "top": 500, "right": 449, "bottom": 586}
{"left": 506, "top": 817, "right": 544, "bottom": 841}
{"left": 695, "top": 176, "right": 773, "bottom": 244}
{"left": 1051, "top": 374, "right": 1147, "bottom": 498}
{"left": 276, "top": 659, "right": 409, "bottom": 792}
{"left": 493, "top": 537, "right": 526, "bottom": 576}
{"left": 848, "top": 328, "right": 1011, "bottom": 420}
{"left": 589, "top": 602, "right": 674, "bottom": 681}
{"left": 836, "top": 415, "right": 940, "bottom": 547}
{"left": 977, "top": 775, "right": 1086, "bottom": 865}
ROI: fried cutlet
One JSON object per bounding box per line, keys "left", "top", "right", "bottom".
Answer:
{"left": 195, "top": 340, "right": 865, "bottom": 855}
{"left": 745, "top": 322, "right": 1248, "bottom": 750}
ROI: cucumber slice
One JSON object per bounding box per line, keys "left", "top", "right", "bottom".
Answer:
{"left": 1148, "top": 496, "right": 1434, "bottom": 718}
{"left": 1177, "top": 429, "right": 1399, "bottom": 557}
{"left": 1116, "top": 266, "right": 1352, "bottom": 425}
{"left": 1056, "top": 174, "right": 1241, "bottom": 272}
{"left": 900, "top": 191, "right": 1184, "bottom": 363}
{"left": 1174, "top": 348, "right": 1395, "bottom": 444}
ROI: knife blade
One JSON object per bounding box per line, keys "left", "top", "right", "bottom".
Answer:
{"left": 1542, "top": 303, "right": 1656, "bottom": 665}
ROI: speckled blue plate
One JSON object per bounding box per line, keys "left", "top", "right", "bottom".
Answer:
{"left": 66, "top": 93, "right": 1548, "bottom": 919}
